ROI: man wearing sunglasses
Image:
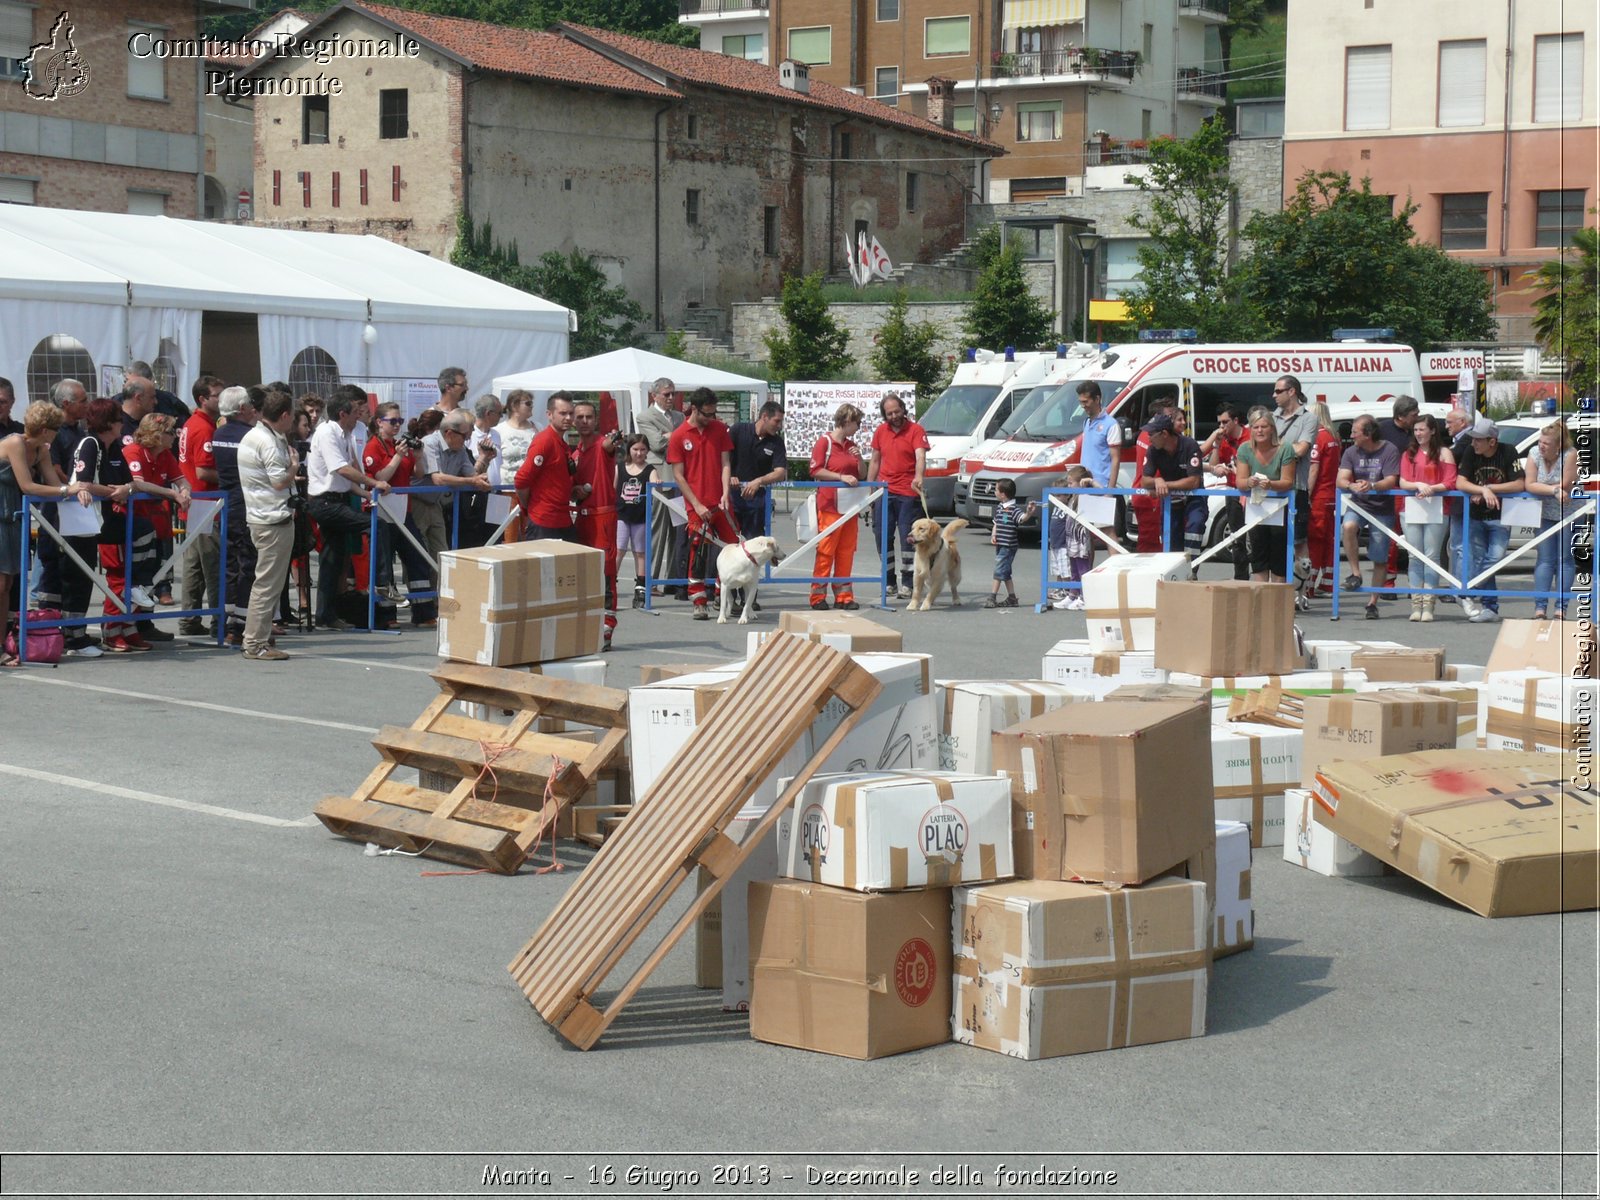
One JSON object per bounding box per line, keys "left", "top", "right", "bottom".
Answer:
{"left": 1271, "top": 375, "right": 1317, "bottom": 577}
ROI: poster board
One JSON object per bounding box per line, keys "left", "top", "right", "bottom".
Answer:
{"left": 781, "top": 381, "right": 915, "bottom": 463}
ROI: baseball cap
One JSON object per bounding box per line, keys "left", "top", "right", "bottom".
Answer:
{"left": 1470, "top": 417, "right": 1498, "bottom": 439}
{"left": 1142, "top": 413, "right": 1175, "bottom": 435}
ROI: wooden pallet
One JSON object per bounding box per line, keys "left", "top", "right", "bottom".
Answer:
{"left": 507, "top": 633, "right": 882, "bottom": 1049}
{"left": 314, "top": 664, "right": 629, "bottom": 873}
{"left": 1226, "top": 683, "right": 1305, "bottom": 728}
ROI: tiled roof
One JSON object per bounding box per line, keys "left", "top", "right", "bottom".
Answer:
{"left": 559, "top": 23, "right": 999, "bottom": 153}
{"left": 246, "top": 2, "right": 681, "bottom": 99}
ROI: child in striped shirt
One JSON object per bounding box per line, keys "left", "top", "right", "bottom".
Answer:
{"left": 985, "top": 477, "right": 1032, "bottom": 608}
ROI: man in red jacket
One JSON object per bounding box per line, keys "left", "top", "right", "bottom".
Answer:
{"left": 573, "top": 398, "right": 622, "bottom": 649}
{"left": 513, "top": 392, "right": 579, "bottom": 542}
{"left": 666, "top": 388, "right": 735, "bottom": 620}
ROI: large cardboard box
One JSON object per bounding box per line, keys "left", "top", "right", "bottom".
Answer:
{"left": 776, "top": 771, "right": 1013, "bottom": 891}
{"left": 1080, "top": 552, "right": 1189, "bottom": 653}
{"left": 1105, "top": 682, "right": 1212, "bottom": 706}
{"left": 1041, "top": 639, "right": 1166, "bottom": 695}
{"left": 937, "top": 680, "right": 1092, "bottom": 773}
{"left": 1304, "top": 639, "right": 1406, "bottom": 671}
{"left": 1360, "top": 679, "right": 1485, "bottom": 748}
{"left": 1485, "top": 618, "right": 1597, "bottom": 680}
{"left": 628, "top": 651, "right": 938, "bottom": 803}
{"left": 1485, "top": 670, "right": 1595, "bottom": 754}
{"left": 436, "top": 540, "right": 604, "bottom": 666}
{"left": 1311, "top": 750, "right": 1598, "bottom": 917}
{"left": 991, "top": 700, "right": 1215, "bottom": 886}
{"left": 1350, "top": 647, "right": 1446, "bottom": 682}
{"left": 639, "top": 661, "right": 728, "bottom": 685}
{"left": 1153, "top": 580, "right": 1298, "bottom": 677}
{"left": 951, "top": 876, "right": 1209, "bottom": 1060}
{"left": 774, "top": 611, "right": 903, "bottom": 652}
{"left": 749, "top": 881, "right": 952, "bottom": 1059}
{"left": 1283, "top": 787, "right": 1385, "bottom": 877}
{"left": 1301, "top": 691, "right": 1459, "bottom": 786}
{"left": 1214, "top": 820, "right": 1253, "bottom": 958}
{"left": 1210, "top": 720, "right": 1299, "bottom": 847}
{"left": 1167, "top": 669, "right": 1366, "bottom": 699}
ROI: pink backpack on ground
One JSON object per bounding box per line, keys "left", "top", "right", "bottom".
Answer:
{"left": 6, "top": 609, "right": 65, "bottom": 665}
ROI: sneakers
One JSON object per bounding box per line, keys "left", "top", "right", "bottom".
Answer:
{"left": 692, "top": 604, "right": 711, "bottom": 621}
{"left": 982, "top": 596, "right": 1002, "bottom": 609}
{"left": 1001, "top": 594, "right": 1018, "bottom": 607}
{"left": 122, "top": 634, "right": 155, "bottom": 651}
{"left": 243, "top": 646, "right": 291, "bottom": 661}
{"left": 128, "top": 586, "right": 156, "bottom": 610}
{"left": 836, "top": 599, "right": 859, "bottom": 611}
{"left": 1342, "top": 574, "right": 1362, "bottom": 591}
{"left": 69, "top": 643, "right": 104, "bottom": 658}
{"left": 896, "top": 585, "right": 913, "bottom": 600}
{"left": 139, "top": 626, "right": 175, "bottom": 642}
{"left": 632, "top": 586, "right": 646, "bottom": 610}
{"left": 322, "top": 618, "right": 353, "bottom": 632}
{"left": 1051, "top": 594, "right": 1084, "bottom": 611}
{"left": 178, "top": 622, "right": 206, "bottom": 636}
{"left": 1460, "top": 598, "right": 1483, "bottom": 619}
{"left": 1469, "top": 607, "right": 1500, "bottom": 623}
{"left": 102, "top": 636, "right": 132, "bottom": 653}
{"left": 1364, "top": 604, "right": 1380, "bottom": 620}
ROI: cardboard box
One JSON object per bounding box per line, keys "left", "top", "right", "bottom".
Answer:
{"left": 749, "top": 881, "right": 952, "bottom": 1059}
{"left": 1214, "top": 820, "right": 1254, "bottom": 958}
{"left": 951, "top": 876, "right": 1209, "bottom": 1059}
{"left": 639, "top": 662, "right": 729, "bottom": 685}
{"left": 1311, "top": 750, "right": 1598, "bottom": 917}
{"left": 1304, "top": 639, "right": 1407, "bottom": 671}
{"left": 1105, "top": 682, "right": 1212, "bottom": 706}
{"left": 991, "top": 701, "right": 1215, "bottom": 886}
{"left": 937, "top": 680, "right": 1092, "bottom": 773}
{"left": 1153, "top": 580, "right": 1299, "bottom": 677}
{"left": 1350, "top": 647, "right": 1446, "bottom": 682}
{"left": 1485, "top": 671, "right": 1594, "bottom": 754}
{"left": 1444, "top": 664, "right": 1485, "bottom": 684}
{"left": 1283, "top": 787, "right": 1386, "bottom": 877}
{"left": 1167, "top": 669, "right": 1366, "bottom": 699}
{"left": 774, "top": 611, "right": 903, "bottom": 653}
{"left": 1361, "top": 680, "right": 1485, "bottom": 748}
{"left": 1210, "top": 721, "right": 1299, "bottom": 847}
{"left": 1081, "top": 552, "right": 1189, "bottom": 653}
{"left": 627, "top": 652, "right": 938, "bottom": 803}
{"left": 694, "top": 804, "right": 783, "bottom": 1009}
{"left": 1041, "top": 639, "right": 1166, "bottom": 695}
{"left": 776, "top": 771, "right": 1013, "bottom": 892}
{"left": 1485, "top": 618, "right": 1597, "bottom": 680}
{"left": 436, "top": 540, "right": 604, "bottom": 666}
{"left": 694, "top": 871, "right": 722, "bottom": 989}
{"left": 1301, "top": 691, "right": 1460, "bottom": 787}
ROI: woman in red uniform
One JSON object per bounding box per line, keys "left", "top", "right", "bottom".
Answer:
{"left": 1304, "top": 401, "right": 1343, "bottom": 601}
{"left": 112, "top": 414, "right": 189, "bottom": 650}
{"left": 807, "top": 403, "right": 864, "bottom": 611}
{"left": 362, "top": 402, "right": 437, "bottom": 627}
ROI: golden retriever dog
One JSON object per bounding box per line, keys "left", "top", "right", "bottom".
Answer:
{"left": 717, "top": 536, "right": 785, "bottom": 624}
{"left": 907, "top": 517, "right": 967, "bottom": 611}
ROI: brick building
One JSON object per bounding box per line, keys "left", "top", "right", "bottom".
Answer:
{"left": 0, "top": 0, "right": 252, "bottom": 215}
{"left": 1284, "top": 0, "right": 1597, "bottom": 342}
{"left": 244, "top": 1, "right": 998, "bottom": 333}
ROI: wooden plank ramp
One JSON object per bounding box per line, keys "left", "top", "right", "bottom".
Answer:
{"left": 507, "top": 633, "right": 881, "bottom": 1049}
{"left": 313, "top": 665, "right": 630, "bottom": 873}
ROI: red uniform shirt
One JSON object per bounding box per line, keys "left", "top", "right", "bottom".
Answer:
{"left": 363, "top": 436, "right": 414, "bottom": 502}
{"left": 124, "top": 444, "right": 181, "bottom": 538}
{"left": 869, "top": 419, "right": 930, "bottom": 496}
{"left": 1214, "top": 429, "right": 1245, "bottom": 489}
{"left": 810, "top": 433, "right": 864, "bottom": 516}
{"left": 177, "top": 410, "right": 216, "bottom": 495}
{"left": 577, "top": 436, "right": 618, "bottom": 510}
{"left": 1309, "top": 428, "right": 1342, "bottom": 502}
{"left": 666, "top": 418, "right": 733, "bottom": 514}
{"left": 514, "top": 424, "right": 576, "bottom": 528}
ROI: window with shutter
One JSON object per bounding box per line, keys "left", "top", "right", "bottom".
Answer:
{"left": 128, "top": 25, "right": 166, "bottom": 99}
{"left": 0, "top": 3, "right": 32, "bottom": 79}
{"left": 925, "top": 16, "right": 970, "bottom": 57}
{"left": 875, "top": 66, "right": 899, "bottom": 106}
{"left": 1344, "top": 45, "right": 1391, "bottom": 131}
{"left": 788, "top": 27, "right": 831, "bottom": 66}
{"left": 1534, "top": 34, "right": 1582, "bottom": 123}
{"left": 1439, "top": 194, "right": 1488, "bottom": 250}
{"left": 1535, "top": 189, "right": 1585, "bottom": 247}
{"left": 1437, "top": 40, "right": 1486, "bottom": 128}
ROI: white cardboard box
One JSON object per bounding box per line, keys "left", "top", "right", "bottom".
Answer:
{"left": 1214, "top": 819, "right": 1253, "bottom": 958}
{"left": 937, "top": 680, "right": 1094, "bottom": 774}
{"left": 627, "top": 652, "right": 939, "bottom": 804}
{"left": 1041, "top": 639, "right": 1166, "bottom": 695}
{"left": 1168, "top": 669, "right": 1367, "bottom": 699}
{"left": 1484, "top": 670, "right": 1594, "bottom": 753}
{"left": 1283, "top": 787, "right": 1385, "bottom": 877}
{"left": 776, "top": 771, "right": 1014, "bottom": 892}
{"left": 1209, "top": 721, "right": 1298, "bottom": 847}
{"left": 1303, "top": 639, "right": 1407, "bottom": 671}
{"left": 708, "top": 804, "right": 781, "bottom": 1012}
{"left": 1080, "top": 552, "right": 1189, "bottom": 653}
{"left": 459, "top": 657, "right": 607, "bottom": 726}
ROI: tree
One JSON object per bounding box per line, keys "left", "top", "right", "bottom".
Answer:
{"left": 1530, "top": 223, "right": 1599, "bottom": 398}
{"left": 764, "top": 272, "right": 853, "bottom": 381}
{"left": 1119, "top": 118, "right": 1259, "bottom": 340}
{"left": 451, "top": 213, "right": 646, "bottom": 357}
{"left": 869, "top": 292, "right": 945, "bottom": 399}
{"left": 1237, "top": 170, "right": 1495, "bottom": 348}
{"left": 963, "top": 239, "right": 1054, "bottom": 352}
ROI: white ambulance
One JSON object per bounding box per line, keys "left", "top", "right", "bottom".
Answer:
{"left": 920, "top": 345, "right": 1096, "bottom": 512}
{"left": 959, "top": 340, "right": 1431, "bottom": 524}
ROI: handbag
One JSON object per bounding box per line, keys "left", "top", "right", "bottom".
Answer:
{"left": 6, "top": 608, "right": 65, "bottom": 665}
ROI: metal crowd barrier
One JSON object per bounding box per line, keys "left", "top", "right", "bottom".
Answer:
{"left": 18, "top": 490, "right": 230, "bottom": 662}
{"left": 1331, "top": 488, "right": 1597, "bottom": 620}
{"left": 642, "top": 480, "right": 892, "bottom": 611}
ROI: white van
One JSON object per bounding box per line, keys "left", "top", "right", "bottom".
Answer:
{"left": 960, "top": 341, "right": 1432, "bottom": 524}
{"left": 920, "top": 347, "right": 1077, "bottom": 512}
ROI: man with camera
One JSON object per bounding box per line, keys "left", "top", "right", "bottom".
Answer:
{"left": 514, "top": 391, "right": 580, "bottom": 543}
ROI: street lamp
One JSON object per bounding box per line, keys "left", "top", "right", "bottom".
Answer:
{"left": 1071, "top": 230, "right": 1103, "bottom": 343}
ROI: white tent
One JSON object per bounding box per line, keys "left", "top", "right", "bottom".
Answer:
{"left": 0, "top": 206, "right": 571, "bottom": 403}
{"left": 491, "top": 347, "right": 769, "bottom": 431}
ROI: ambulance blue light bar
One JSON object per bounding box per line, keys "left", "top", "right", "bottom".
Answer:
{"left": 1137, "top": 328, "right": 1197, "bottom": 343}
{"left": 1331, "top": 327, "right": 1395, "bottom": 341}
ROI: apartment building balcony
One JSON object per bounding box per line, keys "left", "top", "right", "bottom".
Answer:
{"left": 1084, "top": 138, "right": 1152, "bottom": 166}
{"left": 1177, "top": 0, "right": 1229, "bottom": 22}
{"left": 1176, "top": 67, "right": 1227, "bottom": 104}
{"left": 677, "top": 0, "right": 768, "bottom": 21}
{"left": 989, "top": 47, "right": 1139, "bottom": 87}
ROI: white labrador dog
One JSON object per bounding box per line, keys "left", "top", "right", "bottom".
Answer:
{"left": 717, "top": 536, "right": 785, "bottom": 624}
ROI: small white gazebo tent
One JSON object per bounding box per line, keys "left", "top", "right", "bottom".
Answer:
{"left": 491, "top": 346, "right": 769, "bottom": 432}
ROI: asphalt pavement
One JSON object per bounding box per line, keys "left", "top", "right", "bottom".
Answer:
{"left": 1, "top": 530, "right": 1594, "bottom": 1199}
